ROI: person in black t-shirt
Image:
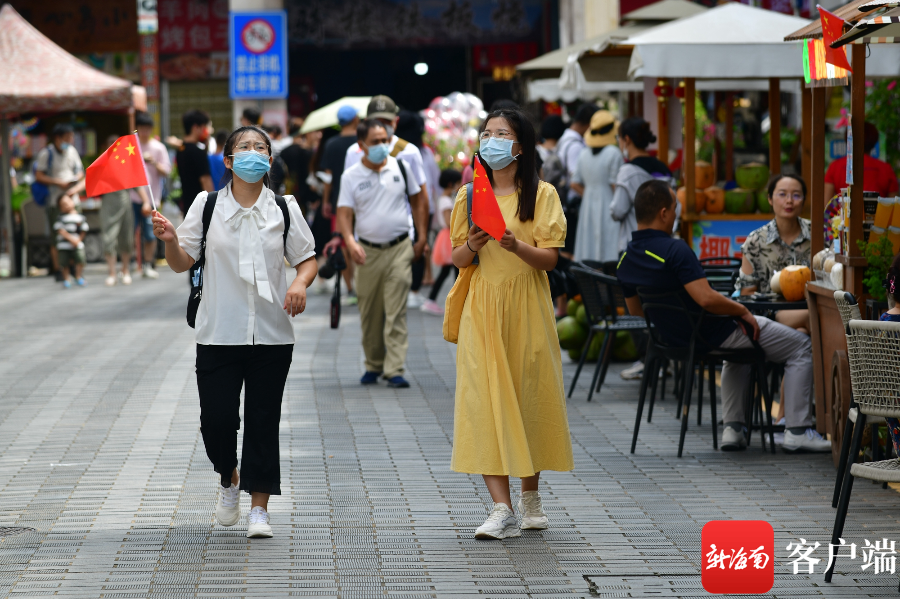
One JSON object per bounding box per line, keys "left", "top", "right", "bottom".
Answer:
{"left": 176, "top": 110, "right": 214, "bottom": 214}
{"left": 280, "top": 123, "right": 316, "bottom": 207}
{"left": 321, "top": 105, "right": 360, "bottom": 216}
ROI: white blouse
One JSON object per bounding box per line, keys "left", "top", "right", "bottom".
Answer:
{"left": 177, "top": 184, "right": 316, "bottom": 345}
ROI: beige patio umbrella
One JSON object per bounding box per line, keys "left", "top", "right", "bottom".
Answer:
{"left": 300, "top": 97, "right": 371, "bottom": 134}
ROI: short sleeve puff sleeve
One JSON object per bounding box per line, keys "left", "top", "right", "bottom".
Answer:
{"left": 449, "top": 185, "right": 469, "bottom": 248}
{"left": 532, "top": 182, "right": 567, "bottom": 249}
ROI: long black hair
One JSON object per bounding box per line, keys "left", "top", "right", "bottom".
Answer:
{"left": 477, "top": 108, "right": 539, "bottom": 222}
{"left": 220, "top": 126, "right": 273, "bottom": 188}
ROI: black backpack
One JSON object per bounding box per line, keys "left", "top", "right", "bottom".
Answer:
{"left": 186, "top": 191, "right": 291, "bottom": 328}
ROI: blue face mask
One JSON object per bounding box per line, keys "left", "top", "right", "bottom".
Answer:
{"left": 59, "top": 142, "right": 71, "bottom": 152}
{"left": 231, "top": 151, "right": 271, "bottom": 184}
{"left": 479, "top": 137, "right": 519, "bottom": 170}
{"left": 366, "top": 142, "right": 389, "bottom": 164}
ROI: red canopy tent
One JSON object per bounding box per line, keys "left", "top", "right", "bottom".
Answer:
{"left": 0, "top": 3, "right": 134, "bottom": 273}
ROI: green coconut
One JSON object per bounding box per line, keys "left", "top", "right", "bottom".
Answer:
{"left": 736, "top": 162, "right": 770, "bottom": 191}
{"left": 586, "top": 331, "right": 605, "bottom": 361}
{"left": 567, "top": 299, "right": 580, "bottom": 318}
{"left": 724, "top": 189, "right": 755, "bottom": 214}
{"left": 557, "top": 316, "right": 587, "bottom": 350}
{"left": 567, "top": 332, "right": 606, "bottom": 362}
{"left": 612, "top": 331, "right": 639, "bottom": 361}
{"left": 576, "top": 304, "right": 589, "bottom": 327}
{"left": 757, "top": 189, "right": 772, "bottom": 213}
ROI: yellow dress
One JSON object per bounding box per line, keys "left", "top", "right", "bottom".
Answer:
{"left": 449, "top": 181, "right": 574, "bottom": 478}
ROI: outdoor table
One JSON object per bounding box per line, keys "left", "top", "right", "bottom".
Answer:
{"left": 737, "top": 295, "right": 809, "bottom": 314}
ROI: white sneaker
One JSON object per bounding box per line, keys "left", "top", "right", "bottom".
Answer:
{"left": 474, "top": 503, "right": 521, "bottom": 540}
{"left": 120, "top": 272, "right": 132, "bottom": 285}
{"left": 216, "top": 481, "right": 241, "bottom": 527}
{"left": 105, "top": 276, "right": 116, "bottom": 287}
{"left": 516, "top": 491, "right": 549, "bottom": 530}
{"left": 420, "top": 299, "right": 444, "bottom": 316}
{"left": 783, "top": 428, "right": 831, "bottom": 453}
{"left": 721, "top": 426, "right": 747, "bottom": 451}
{"left": 620, "top": 360, "right": 644, "bottom": 380}
{"left": 314, "top": 277, "right": 331, "bottom": 295}
{"left": 142, "top": 265, "right": 159, "bottom": 279}
{"left": 407, "top": 291, "right": 424, "bottom": 309}
{"left": 247, "top": 506, "right": 273, "bottom": 538}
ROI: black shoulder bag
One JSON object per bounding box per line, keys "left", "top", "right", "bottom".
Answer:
{"left": 186, "top": 192, "right": 291, "bottom": 328}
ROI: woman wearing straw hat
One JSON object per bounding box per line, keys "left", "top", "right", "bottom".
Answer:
{"left": 570, "top": 111, "right": 623, "bottom": 263}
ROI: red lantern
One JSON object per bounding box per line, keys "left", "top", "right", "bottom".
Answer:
{"left": 674, "top": 80, "right": 686, "bottom": 101}
{"left": 653, "top": 79, "right": 673, "bottom": 102}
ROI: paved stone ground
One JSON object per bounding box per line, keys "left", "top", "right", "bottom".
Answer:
{"left": 2, "top": 265, "right": 900, "bottom": 598}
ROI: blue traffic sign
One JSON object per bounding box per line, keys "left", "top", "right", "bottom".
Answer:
{"left": 229, "top": 11, "right": 287, "bottom": 100}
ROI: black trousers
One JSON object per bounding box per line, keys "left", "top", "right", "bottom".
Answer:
{"left": 196, "top": 344, "right": 293, "bottom": 495}
{"left": 428, "top": 265, "right": 458, "bottom": 301}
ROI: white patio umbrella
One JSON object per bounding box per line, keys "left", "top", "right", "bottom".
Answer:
{"left": 300, "top": 97, "right": 371, "bottom": 134}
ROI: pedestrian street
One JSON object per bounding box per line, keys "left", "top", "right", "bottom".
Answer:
{"left": 2, "top": 266, "right": 900, "bottom": 598}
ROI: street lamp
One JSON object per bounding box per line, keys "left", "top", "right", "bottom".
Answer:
{"left": 414, "top": 62, "right": 428, "bottom": 76}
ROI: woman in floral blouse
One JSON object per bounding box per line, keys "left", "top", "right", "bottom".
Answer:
{"left": 739, "top": 174, "right": 811, "bottom": 333}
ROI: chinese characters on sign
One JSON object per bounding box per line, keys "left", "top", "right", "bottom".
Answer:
{"left": 140, "top": 33, "right": 159, "bottom": 100}
{"left": 691, "top": 219, "right": 768, "bottom": 260}
{"left": 701, "top": 521, "right": 774, "bottom": 594}
{"left": 158, "top": 0, "right": 228, "bottom": 53}
{"left": 230, "top": 11, "right": 288, "bottom": 99}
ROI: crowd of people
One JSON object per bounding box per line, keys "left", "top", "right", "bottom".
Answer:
{"left": 28, "top": 91, "right": 893, "bottom": 543}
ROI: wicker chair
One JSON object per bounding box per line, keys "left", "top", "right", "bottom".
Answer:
{"left": 825, "top": 319, "right": 900, "bottom": 585}
{"left": 830, "top": 291, "right": 885, "bottom": 508}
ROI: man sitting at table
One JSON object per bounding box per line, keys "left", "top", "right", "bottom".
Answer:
{"left": 616, "top": 180, "right": 830, "bottom": 453}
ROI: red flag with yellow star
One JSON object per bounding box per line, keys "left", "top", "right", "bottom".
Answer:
{"left": 471, "top": 156, "right": 506, "bottom": 240}
{"left": 85, "top": 134, "right": 149, "bottom": 198}
{"left": 818, "top": 6, "right": 852, "bottom": 72}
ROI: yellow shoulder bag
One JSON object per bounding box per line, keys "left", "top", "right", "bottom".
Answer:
{"left": 442, "top": 182, "right": 477, "bottom": 344}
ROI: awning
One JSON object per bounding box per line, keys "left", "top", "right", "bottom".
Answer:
{"left": 526, "top": 78, "right": 642, "bottom": 102}
{"left": 625, "top": 3, "right": 811, "bottom": 79}
{"left": 833, "top": 5, "right": 900, "bottom": 44}
{"left": 0, "top": 4, "right": 133, "bottom": 116}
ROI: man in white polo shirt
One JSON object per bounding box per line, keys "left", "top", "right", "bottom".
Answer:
{"left": 344, "top": 95, "right": 429, "bottom": 265}
{"left": 337, "top": 119, "right": 428, "bottom": 389}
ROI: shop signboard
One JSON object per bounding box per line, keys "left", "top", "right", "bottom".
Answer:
{"left": 229, "top": 11, "right": 288, "bottom": 100}
{"left": 691, "top": 219, "right": 770, "bottom": 261}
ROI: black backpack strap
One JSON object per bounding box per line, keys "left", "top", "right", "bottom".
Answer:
{"left": 197, "top": 191, "right": 218, "bottom": 268}
{"left": 274, "top": 195, "right": 290, "bottom": 248}
{"left": 396, "top": 157, "right": 410, "bottom": 201}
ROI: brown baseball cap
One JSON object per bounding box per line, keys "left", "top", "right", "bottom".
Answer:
{"left": 367, "top": 95, "right": 398, "bottom": 121}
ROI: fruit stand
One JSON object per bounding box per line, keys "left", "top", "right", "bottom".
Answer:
{"left": 622, "top": 3, "right": 811, "bottom": 258}
{"left": 785, "top": 0, "right": 900, "bottom": 463}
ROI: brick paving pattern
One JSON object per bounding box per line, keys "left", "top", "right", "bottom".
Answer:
{"left": 1, "top": 267, "right": 899, "bottom": 598}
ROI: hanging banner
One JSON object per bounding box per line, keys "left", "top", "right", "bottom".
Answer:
{"left": 803, "top": 39, "right": 849, "bottom": 87}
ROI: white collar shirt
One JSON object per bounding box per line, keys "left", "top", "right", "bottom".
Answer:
{"left": 337, "top": 157, "right": 421, "bottom": 244}
{"left": 177, "top": 183, "right": 316, "bottom": 345}
{"left": 343, "top": 135, "right": 428, "bottom": 187}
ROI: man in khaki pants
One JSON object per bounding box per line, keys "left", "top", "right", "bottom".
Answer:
{"left": 337, "top": 119, "right": 429, "bottom": 388}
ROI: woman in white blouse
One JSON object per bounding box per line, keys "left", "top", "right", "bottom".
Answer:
{"left": 152, "top": 126, "right": 318, "bottom": 539}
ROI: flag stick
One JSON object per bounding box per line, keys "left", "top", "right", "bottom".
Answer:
{"left": 132, "top": 130, "right": 156, "bottom": 212}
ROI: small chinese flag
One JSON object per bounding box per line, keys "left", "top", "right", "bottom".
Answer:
{"left": 471, "top": 156, "right": 506, "bottom": 240}
{"left": 818, "top": 6, "right": 853, "bottom": 72}
{"left": 85, "top": 134, "right": 149, "bottom": 198}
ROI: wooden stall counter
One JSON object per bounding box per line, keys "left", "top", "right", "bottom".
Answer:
{"left": 806, "top": 282, "right": 851, "bottom": 466}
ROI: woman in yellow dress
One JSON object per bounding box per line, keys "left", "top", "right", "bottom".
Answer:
{"left": 450, "top": 108, "right": 574, "bottom": 540}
